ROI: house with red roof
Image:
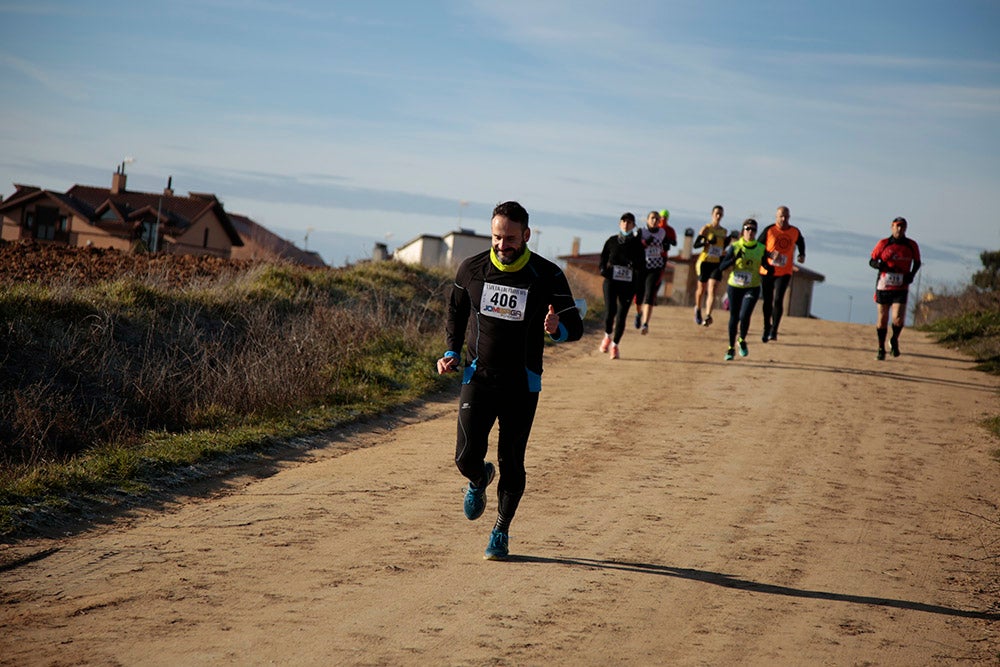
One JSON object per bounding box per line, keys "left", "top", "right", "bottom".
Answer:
{"left": 0, "top": 166, "right": 243, "bottom": 258}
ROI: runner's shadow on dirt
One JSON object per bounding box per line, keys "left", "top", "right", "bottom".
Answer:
{"left": 508, "top": 555, "right": 1000, "bottom": 621}
{"left": 665, "top": 358, "right": 996, "bottom": 393}
{"left": 769, "top": 341, "right": 974, "bottom": 364}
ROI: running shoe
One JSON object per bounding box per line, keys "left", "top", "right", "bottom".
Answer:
{"left": 463, "top": 461, "right": 495, "bottom": 520}
{"left": 609, "top": 345, "right": 619, "bottom": 360}
{"left": 876, "top": 349, "right": 886, "bottom": 361}
{"left": 703, "top": 314, "right": 713, "bottom": 327}
{"left": 724, "top": 347, "right": 735, "bottom": 361}
{"left": 769, "top": 330, "right": 778, "bottom": 341}
{"left": 738, "top": 337, "right": 749, "bottom": 357}
{"left": 761, "top": 327, "right": 770, "bottom": 344}
{"left": 484, "top": 529, "right": 509, "bottom": 560}
{"left": 889, "top": 340, "right": 900, "bottom": 357}
{"left": 641, "top": 323, "right": 649, "bottom": 336}
{"left": 599, "top": 335, "right": 611, "bottom": 353}
{"left": 634, "top": 313, "right": 642, "bottom": 329}
{"left": 695, "top": 309, "right": 703, "bottom": 325}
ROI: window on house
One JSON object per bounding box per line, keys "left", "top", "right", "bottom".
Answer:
{"left": 140, "top": 221, "right": 157, "bottom": 250}
{"left": 33, "top": 206, "right": 59, "bottom": 241}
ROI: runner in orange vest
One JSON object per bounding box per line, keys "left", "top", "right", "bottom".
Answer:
{"left": 757, "top": 205, "right": 805, "bottom": 342}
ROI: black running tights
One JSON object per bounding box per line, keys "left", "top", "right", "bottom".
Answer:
{"left": 455, "top": 380, "right": 539, "bottom": 525}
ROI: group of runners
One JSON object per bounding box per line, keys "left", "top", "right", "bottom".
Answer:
{"left": 597, "top": 204, "right": 920, "bottom": 362}
{"left": 598, "top": 204, "right": 808, "bottom": 361}
{"left": 436, "top": 200, "right": 920, "bottom": 560}
{"left": 597, "top": 209, "right": 677, "bottom": 358}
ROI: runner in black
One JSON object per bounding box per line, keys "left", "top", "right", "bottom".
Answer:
{"left": 598, "top": 212, "right": 644, "bottom": 359}
{"left": 437, "top": 201, "right": 583, "bottom": 560}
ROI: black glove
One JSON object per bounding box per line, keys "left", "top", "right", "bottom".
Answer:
{"left": 904, "top": 273, "right": 914, "bottom": 285}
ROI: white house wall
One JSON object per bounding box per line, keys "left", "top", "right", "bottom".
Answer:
{"left": 446, "top": 233, "right": 490, "bottom": 267}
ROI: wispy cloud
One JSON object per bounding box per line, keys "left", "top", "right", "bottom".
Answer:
{"left": 0, "top": 52, "right": 88, "bottom": 101}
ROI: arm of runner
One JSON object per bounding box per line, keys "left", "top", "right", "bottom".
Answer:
{"left": 599, "top": 238, "right": 612, "bottom": 278}
{"left": 909, "top": 240, "right": 922, "bottom": 279}
{"left": 444, "top": 269, "right": 471, "bottom": 362}
{"left": 547, "top": 271, "right": 584, "bottom": 343}
{"left": 870, "top": 239, "right": 889, "bottom": 273}
{"left": 796, "top": 233, "right": 806, "bottom": 263}
{"left": 761, "top": 252, "right": 775, "bottom": 275}
{"left": 544, "top": 305, "right": 559, "bottom": 335}
{"left": 436, "top": 350, "right": 460, "bottom": 374}
{"left": 718, "top": 245, "right": 737, "bottom": 273}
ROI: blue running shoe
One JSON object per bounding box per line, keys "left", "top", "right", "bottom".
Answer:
{"left": 695, "top": 309, "right": 703, "bottom": 325}
{"left": 484, "top": 529, "right": 509, "bottom": 560}
{"left": 634, "top": 312, "right": 642, "bottom": 329}
{"left": 463, "top": 461, "right": 495, "bottom": 520}
{"left": 724, "top": 347, "right": 735, "bottom": 361}
{"left": 738, "top": 337, "right": 749, "bottom": 357}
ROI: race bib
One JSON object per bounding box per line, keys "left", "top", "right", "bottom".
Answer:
{"left": 707, "top": 245, "right": 724, "bottom": 258}
{"left": 877, "top": 272, "right": 905, "bottom": 290}
{"left": 644, "top": 245, "right": 661, "bottom": 260}
{"left": 732, "top": 271, "right": 752, "bottom": 287}
{"left": 771, "top": 253, "right": 788, "bottom": 267}
{"left": 481, "top": 282, "right": 528, "bottom": 321}
{"left": 612, "top": 265, "right": 633, "bottom": 282}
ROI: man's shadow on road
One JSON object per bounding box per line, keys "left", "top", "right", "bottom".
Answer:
{"left": 506, "top": 555, "right": 1000, "bottom": 621}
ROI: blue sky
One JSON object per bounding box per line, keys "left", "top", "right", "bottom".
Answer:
{"left": 2, "top": 1, "right": 998, "bottom": 323}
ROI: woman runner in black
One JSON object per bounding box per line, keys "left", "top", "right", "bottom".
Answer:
{"left": 598, "top": 212, "right": 644, "bottom": 359}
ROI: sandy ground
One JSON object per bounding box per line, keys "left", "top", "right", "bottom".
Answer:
{"left": 2, "top": 305, "right": 999, "bottom": 666}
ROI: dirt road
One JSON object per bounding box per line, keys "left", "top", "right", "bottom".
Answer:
{"left": 2, "top": 306, "right": 999, "bottom": 666}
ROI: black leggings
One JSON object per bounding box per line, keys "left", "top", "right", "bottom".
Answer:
{"left": 603, "top": 279, "right": 636, "bottom": 344}
{"left": 727, "top": 284, "right": 761, "bottom": 347}
{"left": 455, "top": 379, "right": 540, "bottom": 525}
{"left": 635, "top": 269, "right": 663, "bottom": 306}
{"left": 760, "top": 273, "right": 791, "bottom": 332}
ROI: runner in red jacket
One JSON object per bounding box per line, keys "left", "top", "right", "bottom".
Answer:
{"left": 869, "top": 216, "right": 921, "bottom": 360}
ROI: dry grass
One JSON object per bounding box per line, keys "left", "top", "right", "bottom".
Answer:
{"left": 0, "top": 260, "right": 454, "bottom": 532}
{"left": 916, "top": 288, "right": 1000, "bottom": 375}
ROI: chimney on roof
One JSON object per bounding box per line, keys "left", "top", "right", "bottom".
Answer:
{"left": 571, "top": 237, "right": 580, "bottom": 257}
{"left": 111, "top": 166, "right": 126, "bottom": 194}
{"left": 164, "top": 175, "right": 174, "bottom": 197}
{"left": 681, "top": 227, "right": 695, "bottom": 260}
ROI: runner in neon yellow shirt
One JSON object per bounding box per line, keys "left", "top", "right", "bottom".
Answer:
{"left": 717, "top": 218, "right": 773, "bottom": 360}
